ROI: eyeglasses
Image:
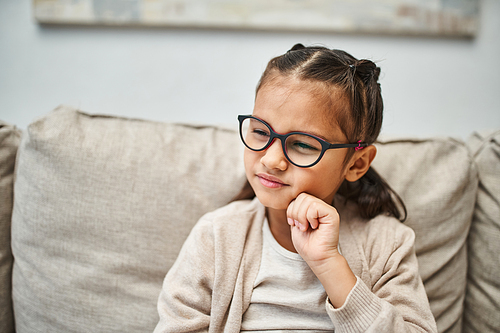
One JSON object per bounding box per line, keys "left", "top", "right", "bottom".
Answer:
{"left": 238, "top": 115, "right": 367, "bottom": 168}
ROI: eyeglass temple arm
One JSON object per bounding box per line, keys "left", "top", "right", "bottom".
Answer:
{"left": 328, "top": 141, "right": 367, "bottom": 151}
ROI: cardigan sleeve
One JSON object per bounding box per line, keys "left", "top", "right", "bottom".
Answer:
{"left": 325, "top": 218, "right": 438, "bottom": 333}
{"left": 154, "top": 216, "right": 215, "bottom": 333}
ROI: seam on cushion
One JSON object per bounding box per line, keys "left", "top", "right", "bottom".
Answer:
{"left": 469, "top": 130, "right": 500, "bottom": 159}
{"left": 1, "top": 125, "right": 23, "bottom": 193}
{"left": 375, "top": 136, "right": 465, "bottom": 145}
{"left": 12, "top": 129, "right": 24, "bottom": 187}
{"left": 74, "top": 109, "right": 237, "bottom": 133}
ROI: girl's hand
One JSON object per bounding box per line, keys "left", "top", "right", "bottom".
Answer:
{"left": 286, "top": 193, "right": 341, "bottom": 267}
{"left": 287, "top": 193, "right": 356, "bottom": 308}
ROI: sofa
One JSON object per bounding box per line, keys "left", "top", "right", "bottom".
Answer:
{"left": 0, "top": 105, "right": 498, "bottom": 333}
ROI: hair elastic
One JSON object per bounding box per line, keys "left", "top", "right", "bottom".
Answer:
{"left": 355, "top": 140, "right": 364, "bottom": 151}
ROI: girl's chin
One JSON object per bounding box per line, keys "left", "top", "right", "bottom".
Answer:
{"left": 255, "top": 193, "right": 291, "bottom": 211}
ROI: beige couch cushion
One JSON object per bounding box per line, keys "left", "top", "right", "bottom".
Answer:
{"left": 0, "top": 121, "right": 22, "bottom": 333}
{"left": 373, "top": 138, "right": 477, "bottom": 333}
{"left": 463, "top": 130, "right": 500, "bottom": 333}
{"left": 11, "top": 106, "right": 246, "bottom": 332}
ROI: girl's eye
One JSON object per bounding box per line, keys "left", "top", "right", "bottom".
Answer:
{"left": 252, "top": 129, "right": 270, "bottom": 138}
{"left": 295, "top": 142, "right": 316, "bottom": 150}
{"left": 290, "top": 140, "right": 320, "bottom": 153}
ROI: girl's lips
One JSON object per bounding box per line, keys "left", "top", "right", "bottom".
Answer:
{"left": 256, "top": 173, "right": 288, "bottom": 189}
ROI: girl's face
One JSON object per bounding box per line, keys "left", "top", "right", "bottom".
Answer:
{"left": 244, "top": 76, "right": 352, "bottom": 210}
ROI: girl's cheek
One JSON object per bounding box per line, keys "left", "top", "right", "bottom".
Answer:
{"left": 243, "top": 150, "right": 252, "bottom": 172}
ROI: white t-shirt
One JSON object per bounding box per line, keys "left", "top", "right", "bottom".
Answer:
{"left": 240, "top": 218, "right": 335, "bottom": 332}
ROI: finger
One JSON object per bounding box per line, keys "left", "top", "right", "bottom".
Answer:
{"left": 287, "top": 196, "right": 307, "bottom": 231}
{"left": 287, "top": 195, "right": 301, "bottom": 223}
{"left": 306, "top": 202, "right": 321, "bottom": 230}
{"left": 288, "top": 193, "right": 313, "bottom": 232}
{"left": 297, "top": 194, "right": 339, "bottom": 230}
{"left": 287, "top": 200, "right": 295, "bottom": 226}
{"left": 296, "top": 197, "right": 310, "bottom": 231}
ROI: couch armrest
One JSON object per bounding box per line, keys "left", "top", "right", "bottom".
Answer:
{"left": 0, "top": 120, "right": 22, "bottom": 333}
{"left": 464, "top": 130, "right": 500, "bottom": 333}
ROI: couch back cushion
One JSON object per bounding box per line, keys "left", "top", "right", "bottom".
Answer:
{"left": 373, "top": 138, "right": 477, "bottom": 333}
{"left": 463, "top": 130, "right": 500, "bottom": 333}
{"left": 11, "top": 106, "right": 246, "bottom": 332}
{"left": 11, "top": 106, "right": 477, "bottom": 333}
{"left": 0, "top": 121, "right": 22, "bottom": 333}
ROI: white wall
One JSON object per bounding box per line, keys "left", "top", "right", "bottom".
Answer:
{"left": 1, "top": 0, "right": 499, "bottom": 139}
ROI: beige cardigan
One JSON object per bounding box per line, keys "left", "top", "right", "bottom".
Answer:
{"left": 155, "top": 197, "right": 437, "bottom": 333}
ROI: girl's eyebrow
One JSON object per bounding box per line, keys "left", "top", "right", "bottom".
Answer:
{"left": 304, "top": 130, "right": 345, "bottom": 144}
{"left": 255, "top": 115, "right": 343, "bottom": 144}
{"left": 307, "top": 131, "right": 336, "bottom": 143}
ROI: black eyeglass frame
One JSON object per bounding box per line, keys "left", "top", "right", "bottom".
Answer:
{"left": 238, "top": 115, "right": 367, "bottom": 168}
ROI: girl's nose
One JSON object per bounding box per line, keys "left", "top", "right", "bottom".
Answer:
{"left": 260, "top": 139, "right": 288, "bottom": 171}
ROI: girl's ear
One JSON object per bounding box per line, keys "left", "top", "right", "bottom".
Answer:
{"left": 345, "top": 145, "right": 377, "bottom": 182}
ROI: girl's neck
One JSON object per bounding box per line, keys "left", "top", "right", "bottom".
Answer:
{"left": 266, "top": 207, "right": 297, "bottom": 253}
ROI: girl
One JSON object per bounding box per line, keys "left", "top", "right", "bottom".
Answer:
{"left": 154, "top": 44, "right": 437, "bottom": 332}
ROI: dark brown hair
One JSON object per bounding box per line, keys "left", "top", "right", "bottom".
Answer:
{"left": 234, "top": 44, "right": 406, "bottom": 222}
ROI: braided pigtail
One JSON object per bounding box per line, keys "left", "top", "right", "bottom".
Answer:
{"left": 339, "top": 168, "right": 407, "bottom": 221}
{"left": 340, "top": 58, "right": 406, "bottom": 221}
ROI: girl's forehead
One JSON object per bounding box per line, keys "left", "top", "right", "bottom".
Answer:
{"left": 253, "top": 78, "right": 347, "bottom": 142}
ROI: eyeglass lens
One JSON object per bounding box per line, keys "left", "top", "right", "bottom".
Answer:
{"left": 241, "top": 117, "right": 323, "bottom": 167}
